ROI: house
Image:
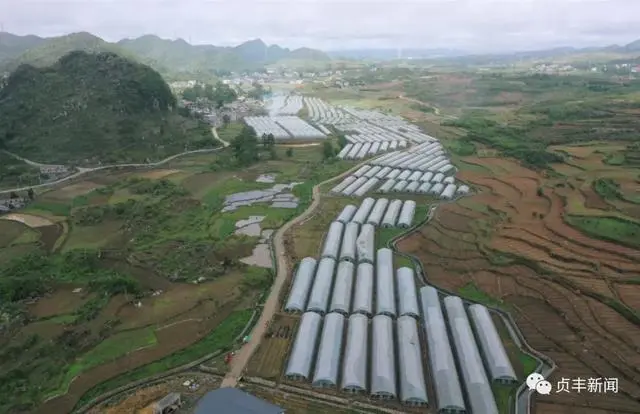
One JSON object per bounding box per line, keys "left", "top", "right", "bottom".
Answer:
{"left": 40, "top": 165, "right": 69, "bottom": 175}
{"left": 194, "top": 387, "right": 284, "bottom": 414}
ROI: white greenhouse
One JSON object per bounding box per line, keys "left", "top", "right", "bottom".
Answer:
{"left": 285, "top": 312, "right": 323, "bottom": 380}
{"left": 285, "top": 257, "right": 318, "bottom": 313}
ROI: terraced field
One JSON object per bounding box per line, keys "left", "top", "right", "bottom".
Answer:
{"left": 398, "top": 155, "right": 640, "bottom": 413}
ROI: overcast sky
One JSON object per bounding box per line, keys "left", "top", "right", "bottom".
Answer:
{"left": 1, "top": 0, "right": 638, "bottom": 53}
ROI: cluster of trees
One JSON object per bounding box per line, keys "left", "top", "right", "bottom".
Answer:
{"left": 182, "top": 81, "right": 238, "bottom": 107}
{"left": 0, "top": 250, "right": 139, "bottom": 303}
{"left": 231, "top": 125, "right": 260, "bottom": 166}
{"left": 231, "top": 125, "right": 338, "bottom": 166}
{"left": 0, "top": 51, "right": 216, "bottom": 165}
{"left": 247, "top": 82, "right": 269, "bottom": 100}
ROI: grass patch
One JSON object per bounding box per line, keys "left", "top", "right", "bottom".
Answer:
{"left": 393, "top": 253, "right": 414, "bottom": 269}
{"left": 519, "top": 352, "right": 539, "bottom": 377}
{"left": 604, "top": 152, "right": 625, "bottom": 165}
{"left": 592, "top": 178, "right": 621, "bottom": 200}
{"left": 25, "top": 200, "right": 71, "bottom": 216}
{"left": 493, "top": 384, "right": 516, "bottom": 414}
{"left": 107, "top": 189, "right": 146, "bottom": 204}
{"left": 61, "top": 221, "right": 123, "bottom": 252}
{"left": 215, "top": 122, "right": 244, "bottom": 143}
{"left": 566, "top": 215, "right": 640, "bottom": 248}
{"left": 458, "top": 282, "right": 507, "bottom": 308}
{"left": 201, "top": 178, "right": 272, "bottom": 207}
{"left": 75, "top": 309, "right": 252, "bottom": 408}
{"left": 45, "top": 314, "right": 78, "bottom": 324}
{"left": 46, "top": 328, "right": 157, "bottom": 399}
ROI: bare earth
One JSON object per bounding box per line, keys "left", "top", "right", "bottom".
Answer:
{"left": 1, "top": 213, "right": 55, "bottom": 228}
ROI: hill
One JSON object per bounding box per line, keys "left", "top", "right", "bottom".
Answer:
{"left": 0, "top": 51, "right": 214, "bottom": 165}
{"left": 0, "top": 32, "right": 140, "bottom": 73}
{"left": 0, "top": 32, "right": 47, "bottom": 64}
{"left": 0, "top": 32, "right": 330, "bottom": 81}
{"left": 117, "top": 35, "right": 331, "bottom": 73}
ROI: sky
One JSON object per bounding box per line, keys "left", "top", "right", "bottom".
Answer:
{"left": 1, "top": 0, "right": 639, "bottom": 53}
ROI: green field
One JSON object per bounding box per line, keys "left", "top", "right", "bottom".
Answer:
{"left": 47, "top": 328, "right": 157, "bottom": 399}
{"left": 75, "top": 309, "right": 252, "bottom": 408}
{"left": 566, "top": 215, "right": 640, "bottom": 248}
{"left": 0, "top": 125, "right": 356, "bottom": 413}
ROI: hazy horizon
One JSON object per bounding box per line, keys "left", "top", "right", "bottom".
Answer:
{"left": 2, "top": 0, "right": 638, "bottom": 54}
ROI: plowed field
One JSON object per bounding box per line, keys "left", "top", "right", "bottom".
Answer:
{"left": 398, "top": 156, "right": 640, "bottom": 413}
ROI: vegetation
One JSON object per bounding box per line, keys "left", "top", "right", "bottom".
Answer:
{"left": 400, "top": 72, "right": 640, "bottom": 169}
{"left": 0, "top": 250, "right": 139, "bottom": 303}
{"left": 442, "top": 116, "right": 564, "bottom": 169}
{"left": 1, "top": 32, "right": 330, "bottom": 81}
{"left": 0, "top": 152, "right": 41, "bottom": 189}
{"left": 566, "top": 215, "right": 640, "bottom": 248}
{"left": 0, "top": 51, "right": 215, "bottom": 165}
{"left": 181, "top": 81, "right": 238, "bottom": 107}
{"left": 75, "top": 309, "right": 252, "bottom": 408}
{"left": 592, "top": 178, "right": 622, "bottom": 200}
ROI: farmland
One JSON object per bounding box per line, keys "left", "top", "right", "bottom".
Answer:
{"left": 398, "top": 154, "right": 640, "bottom": 413}
{"left": 306, "top": 69, "right": 639, "bottom": 413}
{"left": 0, "top": 131, "right": 355, "bottom": 414}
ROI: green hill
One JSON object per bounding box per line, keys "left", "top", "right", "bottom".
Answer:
{"left": 118, "top": 35, "right": 330, "bottom": 73}
{"left": 0, "top": 32, "right": 331, "bottom": 80}
{"left": 0, "top": 51, "right": 215, "bottom": 165}
{"left": 0, "top": 32, "right": 47, "bottom": 64}
{"left": 0, "top": 32, "right": 137, "bottom": 73}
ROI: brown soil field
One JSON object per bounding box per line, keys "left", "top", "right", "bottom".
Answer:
{"left": 29, "top": 286, "right": 96, "bottom": 318}
{"left": 246, "top": 313, "right": 297, "bottom": 380}
{"left": 44, "top": 180, "right": 105, "bottom": 201}
{"left": 398, "top": 155, "right": 640, "bottom": 413}
{"left": 38, "top": 222, "right": 64, "bottom": 251}
{"left": 135, "top": 169, "right": 181, "bottom": 180}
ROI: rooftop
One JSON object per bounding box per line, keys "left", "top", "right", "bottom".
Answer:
{"left": 194, "top": 388, "right": 284, "bottom": 414}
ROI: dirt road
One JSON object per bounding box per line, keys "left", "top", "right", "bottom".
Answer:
{"left": 0, "top": 130, "right": 226, "bottom": 196}
{"left": 211, "top": 127, "right": 230, "bottom": 147}
{"left": 220, "top": 164, "right": 363, "bottom": 388}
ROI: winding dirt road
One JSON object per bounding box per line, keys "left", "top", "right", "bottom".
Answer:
{"left": 220, "top": 164, "right": 363, "bottom": 388}
{"left": 0, "top": 128, "right": 227, "bottom": 196}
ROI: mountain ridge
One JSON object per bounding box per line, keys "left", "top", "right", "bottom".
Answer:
{"left": 0, "top": 32, "right": 331, "bottom": 76}
{"left": 327, "top": 39, "right": 640, "bottom": 61}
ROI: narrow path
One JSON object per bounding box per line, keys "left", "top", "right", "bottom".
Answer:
{"left": 211, "top": 127, "right": 230, "bottom": 147}
{"left": 0, "top": 130, "right": 226, "bottom": 195}
{"left": 220, "top": 163, "right": 365, "bottom": 388}
{"left": 2, "top": 150, "right": 66, "bottom": 169}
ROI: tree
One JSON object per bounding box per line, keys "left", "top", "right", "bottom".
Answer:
{"left": 232, "top": 125, "right": 259, "bottom": 166}
{"left": 337, "top": 133, "right": 348, "bottom": 148}
{"left": 222, "top": 114, "right": 231, "bottom": 127}
{"left": 286, "top": 147, "right": 293, "bottom": 157}
{"left": 27, "top": 188, "right": 34, "bottom": 200}
{"left": 322, "top": 141, "right": 335, "bottom": 160}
